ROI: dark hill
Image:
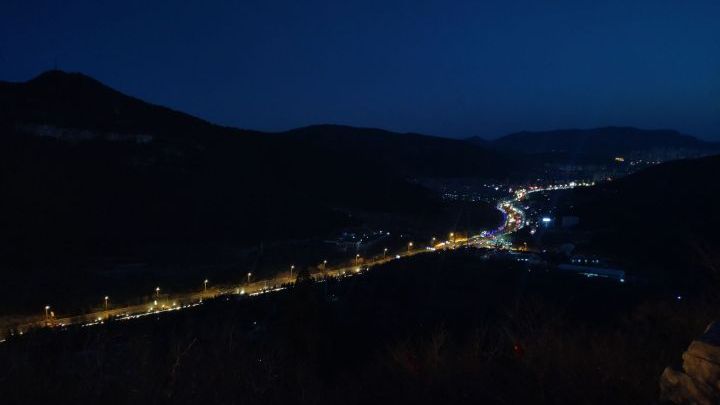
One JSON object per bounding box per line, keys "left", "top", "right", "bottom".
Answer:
{"left": 1, "top": 70, "right": 514, "bottom": 179}
{"left": 484, "top": 127, "right": 718, "bottom": 158}
{"left": 0, "top": 70, "right": 247, "bottom": 139}
{"left": 281, "top": 124, "right": 514, "bottom": 178}
{"left": 556, "top": 154, "right": 720, "bottom": 284}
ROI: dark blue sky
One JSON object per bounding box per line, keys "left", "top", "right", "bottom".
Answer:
{"left": 2, "top": 0, "right": 719, "bottom": 139}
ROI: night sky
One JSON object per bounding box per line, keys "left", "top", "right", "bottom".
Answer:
{"left": 2, "top": 0, "right": 719, "bottom": 139}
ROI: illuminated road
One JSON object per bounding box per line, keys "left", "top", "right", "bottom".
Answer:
{"left": 0, "top": 181, "right": 593, "bottom": 341}
{"left": 3, "top": 249, "right": 441, "bottom": 338}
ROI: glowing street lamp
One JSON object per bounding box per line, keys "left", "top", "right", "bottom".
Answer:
{"left": 247, "top": 272, "right": 252, "bottom": 284}
{"left": 322, "top": 260, "right": 328, "bottom": 269}
{"left": 408, "top": 242, "right": 413, "bottom": 253}
{"left": 44, "top": 305, "right": 50, "bottom": 322}
{"left": 155, "top": 287, "right": 160, "bottom": 299}
{"left": 204, "top": 279, "right": 209, "bottom": 292}
{"left": 104, "top": 296, "right": 109, "bottom": 311}
{"left": 383, "top": 247, "right": 388, "bottom": 258}
{"left": 290, "top": 265, "right": 295, "bottom": 279}
{"left": 355, "top": 253, "right": 360, "bottom": 265}
{"left": 449, "top": 232, "right": 455, "bottom": 243}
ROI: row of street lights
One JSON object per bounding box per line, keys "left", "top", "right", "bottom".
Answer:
{"left": 40, "top": 267, "right": 272, "bottom": 324}
{"left": 356, "top": 232, "right": 456, "bottom": 264}
{"left": 43, "top": 232, "right": 461, "bottom": 325}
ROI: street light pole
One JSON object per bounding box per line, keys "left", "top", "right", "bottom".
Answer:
{"left": 408, "top": 242, "right": 413, "bottom": 253}
{"left": 155, "top": 287, "right": 160, "bottom": 299}
{"left": 104, "top": 296, "right": 109, "bottom": 311}
{"left": 290, "top": 265, "right": 294, "bottom": 279}
{"left": 247, "top": 272, "right": 252, "bottom": 284}
{"left": 204, "top": 279, "right": 208, "bottom": 292}
{"left": 44, "top": 305, "right": 50, "bottom": 323}
{"left": 383, "top": 248, "right": 388, "bottom": 259}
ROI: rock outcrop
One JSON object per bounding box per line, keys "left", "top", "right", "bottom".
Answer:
{"left": 660, "top": 322, "right": 720, "bottom": 404}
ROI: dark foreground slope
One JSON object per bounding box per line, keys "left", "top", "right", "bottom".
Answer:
{"left": 553, "top": 154, "right": 720, "bottom": 284}
{"left": 1, "top": 250, "right": 716, "bottom": 404}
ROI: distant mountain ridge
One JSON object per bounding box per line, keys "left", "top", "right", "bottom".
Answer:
{"left": 280, "top": 124, "right": 512, "bottom": 178}
{"left": 0, "top": 70, "right": 517, "bottom": 179}
{"left": 468, "top": 127, "right": 719, "bottom": 158}
{"left": 4, "top": 71, "right": 714, "bottom": 172}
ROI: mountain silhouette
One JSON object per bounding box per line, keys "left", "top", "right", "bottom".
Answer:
{"left": 468, "top": 127, "right": 718, "bottom": 158}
